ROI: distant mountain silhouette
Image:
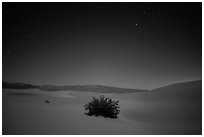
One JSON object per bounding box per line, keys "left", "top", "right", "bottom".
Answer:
{"left": 39, "top": 84, "right": 147, "bottom": 93}
{"left": 3, "top": 80, "right": 201, "bottom": 94}
{"left": 2, "top": 81, "right": 39, "bottom": 89}
{"left": 2, "top": 81, "right": 147, "bottom": 93}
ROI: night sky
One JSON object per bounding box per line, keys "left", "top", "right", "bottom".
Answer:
{"left": 3, "top": 2, "right": 202, "bottom": 89}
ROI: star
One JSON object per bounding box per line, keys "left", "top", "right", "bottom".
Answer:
{"left": 135, "top": 23, "right": 139, "bottom": 26}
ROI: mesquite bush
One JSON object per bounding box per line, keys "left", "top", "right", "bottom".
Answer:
{"left": 84, "top": 95, "right": 120, "bottom": 118}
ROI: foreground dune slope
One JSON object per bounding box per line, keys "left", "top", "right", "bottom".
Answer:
{"left": 2, "top": 80, "right": 202, "bottom": 135}
{"left": 121, "top": 80, "right": 202, "bottom": 134}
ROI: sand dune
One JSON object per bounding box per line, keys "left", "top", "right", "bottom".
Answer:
{"left": 121, "top": 80, "right": 202, "bottom": 134}
{"left": 2, "top": 80, "right": 202, "bottom": 135}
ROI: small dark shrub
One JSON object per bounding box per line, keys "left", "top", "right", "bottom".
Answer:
{"left": 45, "top": 100, "right": 50, "bottom": 103}
{"left": 84, "top": 95, "right": 120, "bottom": 118}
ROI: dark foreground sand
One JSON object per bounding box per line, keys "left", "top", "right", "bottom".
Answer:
{"left": 2, "top": 81, "right": 202, "bottom": 135}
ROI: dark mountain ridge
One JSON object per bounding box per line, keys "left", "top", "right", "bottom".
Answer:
{"left": 2, "top": 81, "right": 147, "bottom": 93}
{"left": 3, "top": 80, "right": 201, "bottom": 93}
{"left": 2, "top": 81, "right": 39, "bottom": 89}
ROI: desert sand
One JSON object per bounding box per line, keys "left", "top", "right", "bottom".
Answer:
{"left": 2, "top": 80, "right": 202, "bottom": 135}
